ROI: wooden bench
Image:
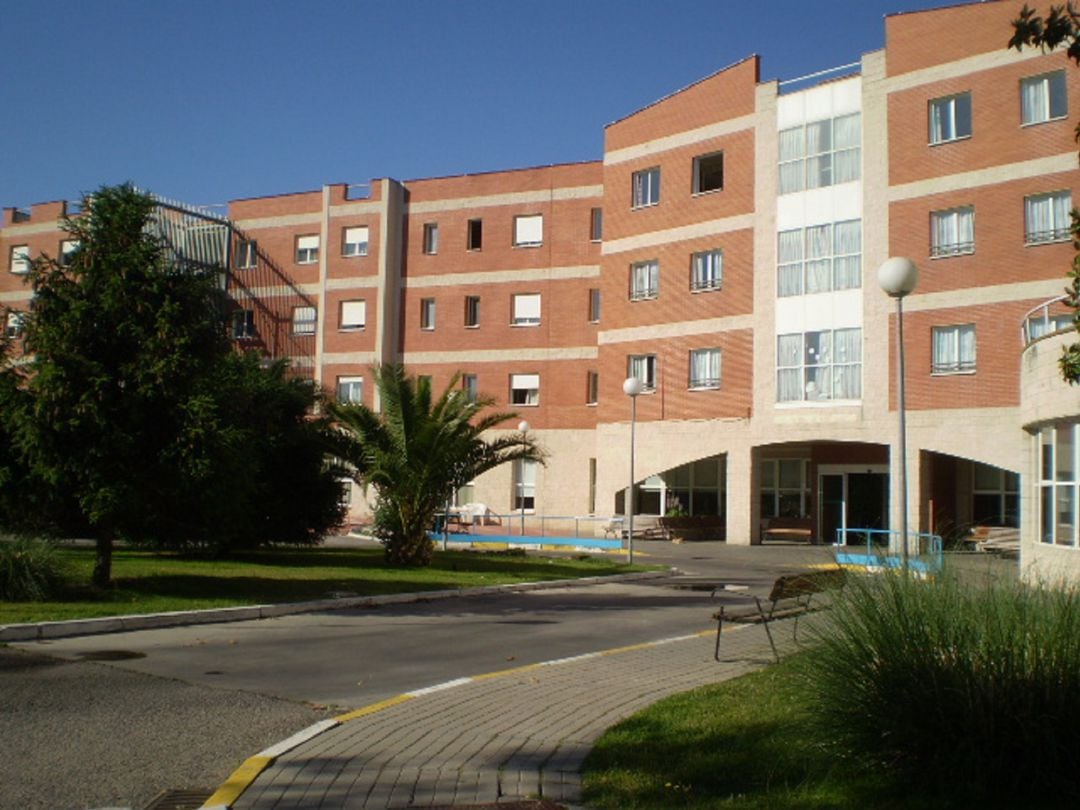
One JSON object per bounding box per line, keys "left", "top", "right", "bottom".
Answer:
{"left": 760, "top": 516, "right": 814, "bottom": 544}
{"left": 622, "top": 524, "right": 671, "bottom": 542}
{"left": 713, "top": 568, "right": 845, "bottom": 662}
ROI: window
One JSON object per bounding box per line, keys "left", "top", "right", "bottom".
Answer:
{"left": 59, "top": 239, "right": 78, "bottom": 267}
{"left": 586, "top": 371, "right": 599, "bottom": 405}
{"left": 777, "top": 220, "right": 862, "bottom": 297}
{"left": 343, "top": 226, "right": 369, "bottom": 257}
{"left": 778, "top": 113, "right": 860, "bottom": 194}
{"left": 632, "top": 167, "right": 660, "bottom": 208}
{"left": 760, "top": 459, "right": 810, "bottom": 519}
{"left": 467, "top": 219, "right": 483, "bottom": 251}
{"left": 776, "top": 328, "right": 862, "bottom": 402}
{"left": 340, "top": 300, "right": 367, "bottom": 330}
{"left": 513, "top": 458, "right": 538, "bottom": 511}
{"left": 336, "top": 376, "right": 364, "bottom": 405}
{"left": 693, "top": 151, "right": 724, "bottom": 194}
{"left": 231, "top": 309, "right": 255, "bottom": 339}
{"left": 511, "top": 293, "right": 541, "bottom": 326}
{"left": 295, "top": 235, "right": 319, "bottom": 264}
{"left": 5, "top": 311, "right": 24, "bottom": 339}
{"left": 691, "top": 249, "right": 723, "bottom": 292}
{"left": 931, "top": 324, "right": 976, "bottom": 374}
{"left": 9, "top": 245, "right": 29, "bottom": 275}
{"left": 1025, "top": 191, "right": 1072, "bottom": 244}
{"left": 590, "top": 208, "right": 603, "bottom": 241}
{"left": 1021, "top": 70, "right": 1067, "bottom": 126}
{"left": 464, "top": 295, "right": 480, "bottom": 327}
{"left": 420, "top": 298, "right": 436, "bottom": 330}
{"left": 292, "top": 305, "right": 317, "bottom": 335}
{"left": 628, "top": 354, "right": 657, "bottom": 392}
{"left": 462, "top": 374, "right": 478, "bottom": 403}
{"left": 1039, "top": 423, "right": 1079, "bottom": 547}
{"left": 588, "top": 288, "right": 601, "bottom": 323}
{"left": 689, "top": 348, "right": 721, "bottom": 389}
{"left": 236, "top": 239, "right": 257, "bottom": 269}
{"left": 930, "top": 207, "right": 975, "bottom": 257}
{"left": 928, "top": 93, "right": 972, "bottom": 144}
{"left": 510, "top": 373, "right": 539, "bottom": 406}
{"left": 513, "top": 214, "right": 543, "bottom": 247}
{"left": 629, "top": 259, "right": 659, "bottom": 301}
{"left": 972, "top": 463, "right": 1019, "bottom": 527}
{"left": 422, "top": 223, "right": 439, "bottom": 254}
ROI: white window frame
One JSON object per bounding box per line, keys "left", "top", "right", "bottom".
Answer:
{"left": 632, "top": 167, "right": 660, "bottom": 208}
{"left": 5, "top": 311, "right": 25, "bottom": 339}
{"left": 586, "top": 370, "right": 599, "bottom": 405}
{"left": 692, "top": 151, "right": 724, "bottom": 195}
{"left": 778, "top": 113, "right": 861, "bottom": 194}
{"left": 510, "top": 373, "right": 540, "bottom": 407}
{"left": 931, "top": 324, "right": 976, "bottom": 375}
{"left": 776, "top": 328, "right": 863, "bottom": 403}
{"left": 236, "top": 239, "right": 257, "bottom": 269}
{"left": 691, "top": 249, "right": 723, "bottom": 292}
{"left": 777, "top": 220, "right": 862, "bottom": 297}
{"left": 590, "top": 208, "right": 603, "bottom": 242}
{"left": 9, "top": 245, "right": 29, "bottom": 275}
{"left": 513, "top": 214, "right": 543, "bottom": 248}
{"left": 336, "top": 376, "right": 364, "bottom": 405}
{"left": 928, "top": 92, "right": 972, "bottom": 145}
{"left": 588, "top": 288, "right": 601, "bottom": 323}
{"left": 340, "top": 299, "right": 367, "bottom": 330}
{"left": 420, "top": 298, "right": 436, "bottom": 331}
{"left": 1038, "top": 423, "right": 1079, "bottom": 548}
{"left": 930, "top": 206, "right": 975, "bottom": 258}
{"left": 343, "top": 226, "right": 369, "bottom": 257}
{"left": 464, "top": 295, "right": 480, "bottom": 328}
{"left": 292, "top": 305, "right": 317, "bottom": 335}
{"left": 231, "top": 309, "right": 255, "bottom": 340}
{"left": 462, "top": 373, "right": 478, "bottom": 403}
{"left": 513, "top": 458, "right": 538, "bottom": 512}
{"left": 295, "top": 235, "right": 319, "bottom": 265}
{"left": 629, "top": 259, "right": 659, "bottom": 301}
{"left": 628, "top": 354, "right": 657, "bottom": 393}
{"left": 689, "top": 348, "right": 721, "bottom": 390}
{"left": 422, "top": 223, "right": 439, "bottom": 254}
{"left": 511, "top": 293, "right": 541, "bottom": 326}
{"left": 1024, "top": 191, "right": 1073, "bottom": 245}
{"left": 59, "top": 239, "right": 78, "bottom": 267}
{"left": 1021, "top": 70, "right": 1068, "bottom": 126}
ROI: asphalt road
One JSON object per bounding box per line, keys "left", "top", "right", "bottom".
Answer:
{"left": 0, "top": 541, "right": 835, "bottom": 810}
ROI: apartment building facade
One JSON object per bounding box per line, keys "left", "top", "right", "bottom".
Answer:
{"left": 2, "top": 1, "right": 1077, "bottom": 582}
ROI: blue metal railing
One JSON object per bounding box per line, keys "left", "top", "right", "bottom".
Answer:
{"left": 834, "top": 527, "right": 943, "bottom": 574}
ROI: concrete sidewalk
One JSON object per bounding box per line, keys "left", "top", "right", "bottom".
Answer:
{"left": 210, "top": 618, "right": 784, "bottom": 809}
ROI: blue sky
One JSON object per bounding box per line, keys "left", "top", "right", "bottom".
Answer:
{"left": 3, "top": 0, "right": 968, "bottom": 210}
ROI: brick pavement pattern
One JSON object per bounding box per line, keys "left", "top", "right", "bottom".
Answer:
{"left": 232, "top": 620, "right": 786, "bottom": 809}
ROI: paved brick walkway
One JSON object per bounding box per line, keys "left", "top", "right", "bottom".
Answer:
{"left": 226, "top": 620, "right": 784, "bottom": 809}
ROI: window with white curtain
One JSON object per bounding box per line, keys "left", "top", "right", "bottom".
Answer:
{"left": 513, "top": 215, "right": 543, "bottom": 247}
{"left": 420, "top": 298, "right": 436, "bottom": 330}
{"left": 292, "top": 305, "right": 317, "bottom": 335}
{"left": 776, "top": 328, "right": 862, "bottom": 403}
{"left": 689, "top": 348, "right": 721, "bottom": 389}
{"left": 336, "top": 376, "right": 364, "bottom": 405}
{"left": 778, "top": 113, "right": 860, "bottom": 194}
{"left": 931, "top": 324, "right": 976, "bottom": 374}
{"left": 1021, "top": 70, "right": 1067, "bottom": 126}
{"left": 59, "top": 239, "right": 79, "bottom": 267}
{"left": 1039, "top": 423, "right": 1079, "bottom": 547}
{"left": 422, "top": 223, "right": 439, "bottom": 254}
{"left": 5, "top": 311, "right": 25, "bottom": 339}
{"left": 777, "top": 220, "right": 861, "bottom": 297}
{"left": 513, "top": 458, "right": 538, "bottom": 511}
{"left": 462, "top": 374, "right": 478, "bottom": 403}
{"left": 629, "top": 259, "right": 659, "bottom": 300}
{"left": 930, "top": 206, "right": 975, "bottom": 257}
{"left": 691, "top": 249, "right": 723, "bottom": 292}
{"left": 295, "top": 235, "right": 319, "bottom": 264}
{"left": 231, "top": 309, "right": 255, "bottom": 339}
{"left": 632, "top": 167, "right": 660, "bottom": 208}
{"left": 9, "top": 245, "right": 29, "bottom": 274}
{"left": 340, "top": 300, "right": 366, "bottom": 330}
{"left": 510, "top": 373, "right": 540, "bottom": 406}
{"left": 236, "top": 239, "right": 257, "bottom": 269}
{"left": 511, "top": 293, "right": 541, "bottom": 326}
{"left": 342, "top": 226, "right": 369, "bottom": 257}
{"left": 1025, "top": 191, "right": 1072, "bottom": 244}
{"left": 929, "top": 93, "right": 972, "bottom": 144}
{"left": 628, "top": 354, "right": 657, "bottom": 392}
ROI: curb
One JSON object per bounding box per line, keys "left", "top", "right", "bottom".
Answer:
{"left": 0, "top": 570, "right": 670, "bottom": 642}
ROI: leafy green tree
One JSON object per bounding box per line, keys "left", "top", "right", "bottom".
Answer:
{"left": 330, "top": 364, "right": 543, "bottom": 566}
{"left": 1011, "top": 4, "right": 1080, "bottom": 383}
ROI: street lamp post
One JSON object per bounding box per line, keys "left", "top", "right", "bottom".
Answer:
{"left": 517, "top": 420, "right": 530, "bottom": 537}
{"left": 622, "top": 377, "right": 644, "bottom": 564}
{"left": 878, "top": 257, "right": 918, "bottom": 573}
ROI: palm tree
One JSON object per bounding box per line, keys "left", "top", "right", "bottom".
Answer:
{"left": 329, "top": 364, "right": 544, "bottom": 566}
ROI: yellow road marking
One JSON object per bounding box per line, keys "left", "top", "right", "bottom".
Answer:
{"left": 202, "top": 755, "right": 273, "bottom": 808}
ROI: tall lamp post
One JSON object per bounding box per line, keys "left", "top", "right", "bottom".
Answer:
{"left": 517, "top": 420, "right": 530, "bottom": 537}
{"left": 622, "top": 376, "right": 643, "bottom": 564}
{"left": 877, "top": 257, "right": 918, "bottom": 572}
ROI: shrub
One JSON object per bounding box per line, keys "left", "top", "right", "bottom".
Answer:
{"left": 0, "top": 535, "right": 70, "bottom": 601}
{"left": 801, "top": 569, "right": 1080, "bottom": 804}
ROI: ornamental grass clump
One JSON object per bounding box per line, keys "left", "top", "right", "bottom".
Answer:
{"left": 801, "top": 569, "right": 1080, "bottom": 804}
{"left": 0, "top": 534, "right": 70, "bottom": 601}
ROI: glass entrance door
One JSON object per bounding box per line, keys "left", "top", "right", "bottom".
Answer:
{"left": 818, "top": 466, "right": 889, "bottom": 545}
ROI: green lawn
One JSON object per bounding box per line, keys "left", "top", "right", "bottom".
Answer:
{"left": 0, "top": 546, "right": 642, "bottom": 624}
